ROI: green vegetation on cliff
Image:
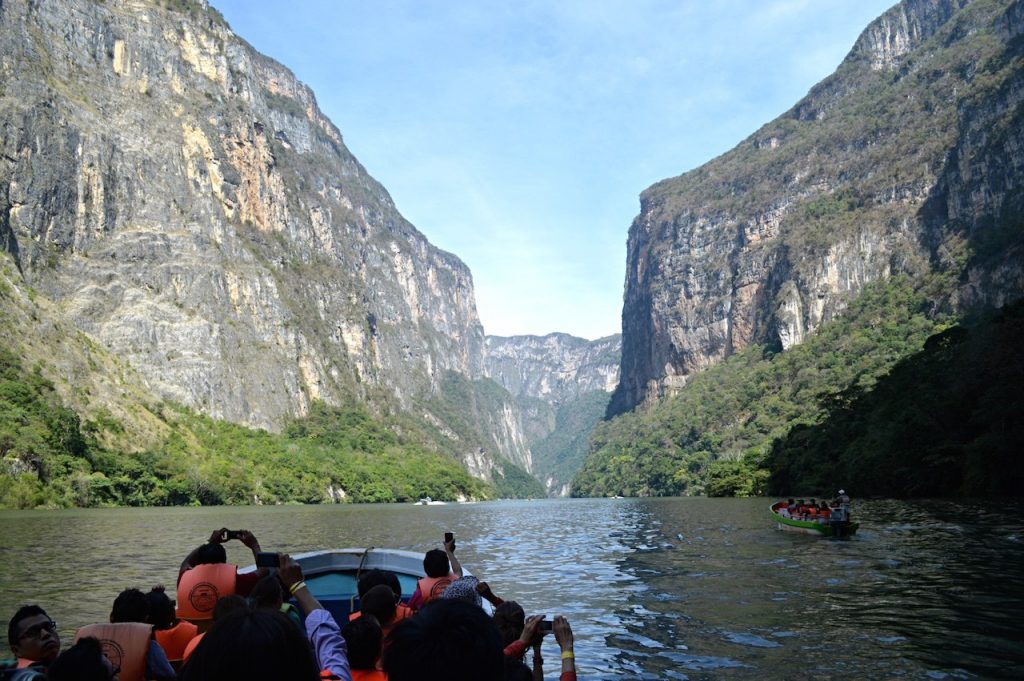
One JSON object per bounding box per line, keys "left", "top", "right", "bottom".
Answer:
{"left": 0, "top": 365, "right": 493, "bottom": 508}
{"left": 571, "top": 277, "right": 950, "bottom": 498}
{"left": 767, "top": 301, "right": 1024, "bottom": 497}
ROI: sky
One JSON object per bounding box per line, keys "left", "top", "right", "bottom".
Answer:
{"left": 210, "top": 0, "right": 897, "bottom": 340}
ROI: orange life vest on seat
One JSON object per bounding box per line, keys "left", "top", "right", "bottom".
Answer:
{"left": 181, "top": 632, "right": 204, "bottom": 663}
{"left": 75, "top": 622, "right": 152, "bottom": 681}
{"left": 154, "top": 620, "right": 198, "bottom": 662}
{"left": 416, "top": 576, "right": 453, "bottom": 605}
{"left": 176, "top": 563, "right": 237, "bottom": 620}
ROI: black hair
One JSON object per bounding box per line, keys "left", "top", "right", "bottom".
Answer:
{"left": 110, "top": 588, "right": 149, "bottom": 624}
{"left": 360, "top": 585, "right": 396, "bottom": 626}
{"left": 213, "top": 595, "right": 249, "bottom": 621}
{"left": 492, "top": 600, "right": 525, "bottom": 647}
{"left": 341, "top": 616, "right": 383, "bottom": 670}
{"left": 422, "top": 549, "right": 450, "bottom": 578}
{"left": 146, "top": 586, "right": 176, "bottom": 630}
{"left": 503, "top": 657, "right": 533, "bottom": 681}
{"left": 194, "top": 543, "right": 228, "bottom": 565}
{"left": 357, "top": 569, "right": 402, "bottom": 599}
{"left": 383, "top": 599, "right": 503, "bottom": 681}
{"left": 179, "top": 609, "right": 317, "bottom": 681}
{"left": 247, "top": 575, "right": 285, "bottom": 611}
{"left": 46, "top": 637, "right": 110, "bottom": 681}
{"left": 7, "top": 605, "right": 48, "bottom": 648}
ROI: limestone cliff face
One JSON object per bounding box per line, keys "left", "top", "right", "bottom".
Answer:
{"left": 610, "top": 0, "right": 1024, "bottom": 415}
{"left": 484, "top": 333, "right": 621, "bottom": 403}
{"left": 0, "top": 0, "right": 530, "bottom": 472}
{"left": 485, "top": 333, "right": 621, "bottom": 494}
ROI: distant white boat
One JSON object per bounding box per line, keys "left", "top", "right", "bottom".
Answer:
{"left": 416, "top": 497, "right": 447, "bottom": 505}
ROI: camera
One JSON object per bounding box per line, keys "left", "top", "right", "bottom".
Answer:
{"left": 225, "top": 529, "right": 244, "bottom": 540}
{"left": 255, "top": 552, "right": 281, "bottom": 568}
{"left": 444, "top": 531, "right": 454, "bottom": 543}
{"left": 538, "top": 620, "right": 553, "bottom": 633}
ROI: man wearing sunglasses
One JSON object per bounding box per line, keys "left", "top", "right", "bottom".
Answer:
{"left": 7, "top": 605, "right": 60, "bottom": 671}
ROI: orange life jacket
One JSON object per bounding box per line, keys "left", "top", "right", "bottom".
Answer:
{"left": 416, "top": 576, "right": 453, "bottom": 605}
{"left": 75, "top": 622, "right": 152, "bottom": 681}
{"left": 181, "top": 632, "right": 204, "bottom": 663}
{"left": 176, "top": 563, "right": 237, "bottom": 620}
{"left": 349, "top": 603, "right": 413, "bottom": 638}
{"left": 154, "top": 620, "right": 198, "bottom": 662}
{"left": 352, "top": 669, "right": 388, "bottom": 681}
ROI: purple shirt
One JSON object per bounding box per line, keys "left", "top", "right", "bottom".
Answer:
{"left": 304, "top": 609, "right": 352, "bottom": 681}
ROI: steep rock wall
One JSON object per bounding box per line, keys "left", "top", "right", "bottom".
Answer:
{"left": 610, "top": 0, "right": 1024, "bottom": 415}
{"left": 0, "top": 0, "right": 531, "bottom": 471}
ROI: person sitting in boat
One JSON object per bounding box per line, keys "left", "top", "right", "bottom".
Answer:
{"left": 248, "top": 574, "right": 302, "bottom": 627}
{"left": 408, "top": 537, "right": 463, "bottom": 610}
{"left": 341, "top": 616, "right": 386, "bottom": 681}
{"left": 177, "top": 528, "right": 268, "bottom": 624}
{"left": 383, "top": 599, "right": 503, "bottom": 681}
{"left": 351, "top": 570, "right": 413, "bottom": 626}
{"left": 493, "top": 601, "right": 546, "bottom": 681}
{"left": 817, "top": 501, "right": 832, "bottom": 523}
{"left": 354, "top": 585, "right": 400, "bottom": 639}
{"left": 441, "top": 576, "right": 484, "bottom": 608}
{"left": 779, "top": 499, "right": 796, "bottom": 518}
{"left": 178, "top": 609, "right": 321, "bottom": 681}
{"left": 181, "top": 595, "right": 249, "bottom": 665}
{"left": 75, "top": 587, "right": 176, "bottom": 681}
{"left": 147, "top": 585, "right": 197, "bottom": 667}
{"left": 6, "top": 605, "right": 60, "bottom": 673}
{"left": 46, "top": 636, "right": 118, "bottom": 681}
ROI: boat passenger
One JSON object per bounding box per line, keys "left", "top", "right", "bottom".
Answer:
{"left": 148, "top": 585, "right": 197, "bottom": 666}
{"left": 441, "top": 576, "right": 483, "bottom": 608}
{"left": 177, "top": 529, "right": 268, "bottom": 624}
{"left": 383, "top": 599, "right": 503, "bottom": 681}
{"left": 181, "top": 595, "right": 249, "bottom": 664}
{"left": 408, "top": 538, "right": 463, "bottom": 610}
{"left": 47, "top": 636, "right": 118, "bottom": 681}
{"left": 178, "top": 609, "right": 320, "bottom": 681}
{"left": 493, "top": 601, "right": 544, "bottom": 681}
{"left": 248, "top": 574, "right": 302, "bottom": 627}
{"left": 341, "top": 616, "right": 386, "bottom": 681}
{"left": 7, "top": 605, "right": 60, "bottom": 673}
{"left": 74, "top": 587, "right": 176, "bottom": 681}
{"left": 277, "top": 554, "right": 352, "bottom": 681}
{"left": 351, "top": 570, "right": 413, "bottom": 625}
{"left": 357, "top": 585, "right": 399, "bottom": 638}
{"left": 476, "top": 581, "right": 505, "bottom": 608}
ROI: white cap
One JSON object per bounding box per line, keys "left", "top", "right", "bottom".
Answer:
{"left": 838, "top": 489, "right": 845, "bottom": 494}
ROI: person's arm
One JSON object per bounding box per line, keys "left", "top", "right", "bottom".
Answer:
{"left": 476, "top": 581, "right": 505, "bottom": 607}
{"left": 444, "top": 538, "right": 463, "bottom": 578}
{"left": 531, "top": 637, "right": 544, "bottom": 681}
{"left": 279, "top": 555, "right": 352, "bottom": 681}
{"left": 505, "top": 615, "right": 543, "bottom": 659}
{"left": 408, "top": 583, "right": 424, "bottom": 610}
{"left": 554, "top": 616, "right": 576, "bottom": 681}
{"left": 236, "top": 530, "right": 263, "bottom": 560}
{"left": 179, "top": 528, "right": 227, "bottom": 577}
{"left": 146, "top": 639, "right": 178, "bottom": 681}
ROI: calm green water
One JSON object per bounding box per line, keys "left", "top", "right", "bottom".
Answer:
{"left": 2, "top": 498, "right": 1022, "bottom": 679}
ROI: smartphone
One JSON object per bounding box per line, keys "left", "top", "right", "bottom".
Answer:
{"left": 225, "top": 530, "right": 243, "bottom": 540}
{"left": 539, "top": 620, "right": 553, "bottom": 633}
{"left": 255, "top": 552, "right": 280, "bottom": 568}
{"left": 444, "top": 531, "right": 454, "bottom": 543}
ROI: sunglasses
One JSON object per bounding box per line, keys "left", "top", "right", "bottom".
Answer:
{"left": 18, "top": 619, "right": 57, "bottom": 641}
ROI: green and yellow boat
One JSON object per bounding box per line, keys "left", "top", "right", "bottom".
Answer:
{"left": 770, "top": 501, "right": 859, "bottom": 538}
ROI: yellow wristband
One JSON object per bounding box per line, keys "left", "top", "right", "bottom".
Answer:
{"left": 289, "top": 581, "right": 307, "bottom": 595}
{"left": 561, "top": 651, "right": 575, "bottom": 660}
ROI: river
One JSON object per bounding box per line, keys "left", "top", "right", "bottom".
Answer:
{"left": 1, "top": 497, "right": 1022, "bottom": 679}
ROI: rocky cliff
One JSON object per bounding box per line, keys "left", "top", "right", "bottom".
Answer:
{"left": 0, "top": 0, "right": 531, "bottom": 476}
{"left": 610, "top": 0, "right": 1024, "bottom": 415}
{"left": 485, "top": 333, "right": 620, "bottom": 494}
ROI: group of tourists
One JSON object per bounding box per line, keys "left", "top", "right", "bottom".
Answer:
{"left": 5, "top": 529, "right": 577, "bottom": 681}
{"left": 777, "top": 490, "right": 852, "bottom": 523}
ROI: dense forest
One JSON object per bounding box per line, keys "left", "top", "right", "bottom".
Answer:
{"left": 767, "top": 301, "right": 1024, "bottom": 497}
{"left": 0, "top": 349, "right": 524, "bottom": 508}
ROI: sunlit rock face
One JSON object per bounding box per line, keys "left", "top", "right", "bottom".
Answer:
{"left": 610, "top": 0, "right": 1024, "bottom": 416}
{"left": 0, "top": 0, "right": 514, "bottom": 467}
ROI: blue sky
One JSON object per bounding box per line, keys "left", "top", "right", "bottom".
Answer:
{"left": 211, "top": 0, "right": 896, "bottom": 340}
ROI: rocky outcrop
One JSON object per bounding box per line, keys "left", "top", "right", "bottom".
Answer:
{"left": 0, "top": 0, "right": 531, "bottom": 474}
{"left": 610, "top": 0, "right": 1024, "bottom": 416}
{"left": 485, "top": 333, "right": 621, "bottom": 494}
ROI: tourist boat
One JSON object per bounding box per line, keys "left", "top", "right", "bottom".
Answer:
{"left": 240, "top": 547, "right": 486, "bottom": 622}
{"left": 769, "top": 501, "right": 859, "bottom": 538}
